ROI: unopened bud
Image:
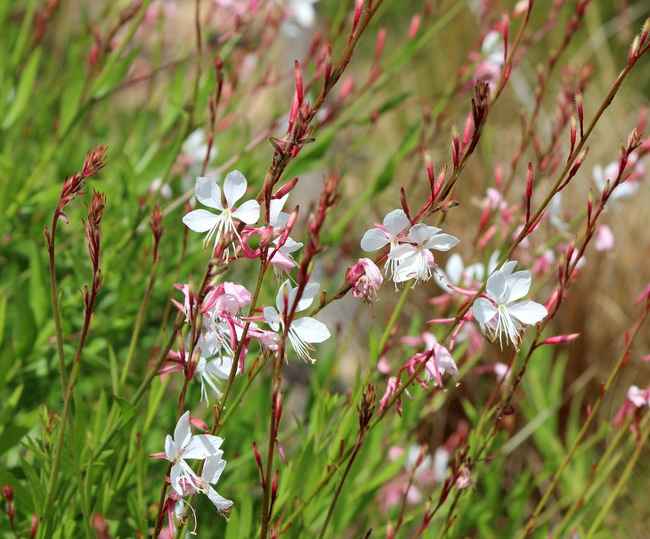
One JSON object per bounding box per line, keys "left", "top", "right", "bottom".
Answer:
{"left": 542, "top": 333, "right": 580, "bottom": 345}
{"left": 408, "top": 14, "right": 421, "bottom": 38}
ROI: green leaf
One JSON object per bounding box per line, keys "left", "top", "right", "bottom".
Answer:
{"left": 3, "top": 48, "right": 42, "bottom": 129}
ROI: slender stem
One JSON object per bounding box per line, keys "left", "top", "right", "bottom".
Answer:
{"left": 42, "top": 283, "right": 100, "bottom": 533}
{"left": 585, "top": 419, "right": 650, "bottom": 538}
{"left": 317, "top": 433, "right": 365, "bottom": 539}
{"left": 120, "top": 256, "right": 160, "bottom": 390}
{"left": 46, "top": 223, "right": 66, "bottom": 392}
{"left": 519, "top": 306, "right": 649, "bottom": 538}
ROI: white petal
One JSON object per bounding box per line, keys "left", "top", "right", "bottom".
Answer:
{"left": 291, "top": 317, "right": 331, "bottom": 343}
{"left": 383, "top": 209, "right": 410, "bottom": 235}
{"left": 486, "top": 271, "right": 507, "bottom": 302}
{"left": 408, "top": 224, "right": 440, "bottom": 245}
{"left": 170, "top": 463, "right": 184, "bottom": 496}
{"left": 202, "top": 456, "right": 226, "bottom": 484}
{"left": 232, "top": 199, "right": 260, "bottom": 224}
{"left": 206, "top": 486, "right": 233, "bottom": 512}
{"left": 269, "top": 194, "right": 289, "bottom": 227}
{"left": 506, "top": 270, "right": 531, "bottom": 302}
{"left": 164, "top": 434, "right": 176, "bottom": 461}
{"left": 446, "top": 254, "right": 464, "bottom": 284}
{"left": 425, "top": 232, "right": 460, "bottom": 251}
{"left": 275, "top": 280, "right": 291, "bottom": 312}
{"left": 223, "top": 170, "right": 247, "bottom": 207}
{"left": 174, "top": 411, "right": 192, "bottom": 450}
{"left": 472, "top": 298, "right": 497, "bottom": 327}
{"left": 360, "top": 228, "right": 389, "bottom": 251}
{"left": 279, "top": 237, "right": 303, "bottom": 254}
{"left": 195, "top": 176, "right": 222, "bottom": 209}
{"left": 388, "top": 243, "right": 415, "bottom": 261}
{"left": 184, "top": 434, "right": 224, "bottom": 459}
{"left": 264, "top": 306, "right": 281, "bottom": 332}
{"left": 292, "top": 0, "right": 315, "bottom": 27}
{"left": 508, "top": 300, "right": 547, "bottom": 325}
{"left": 294, "top": 282, "right": 320, "bottom": 312}
{"left": 182, "top": 209, "right": 219, "bottom": 232}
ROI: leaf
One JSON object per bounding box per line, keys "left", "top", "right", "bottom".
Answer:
{"left": 28, "top": 242, "right": 48, "bottom": 324}
{"left": 3, "top": 48, "right": 42, "bottom": 129}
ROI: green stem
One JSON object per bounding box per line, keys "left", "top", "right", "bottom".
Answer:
{"left": 119, "top": 256, "right": 160, "bottom": 390}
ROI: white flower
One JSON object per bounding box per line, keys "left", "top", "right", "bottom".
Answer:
{"left": 263, "top": 280, "right": 331, "bottom": 362}
{"left": 198, "top": 454, "right": 233, "bottom": 513}
{"left": 164, "top": 412, "right": 224, "bottom": 496}
{"left": 281, "top": 0, "right": 318, "bottom": 35}
{"left": 392, "top": 224, "right": 459, "bottom": 284}
{"left": 360, "top": 209, "right": 411, "bottom": 279}
{"left": 195, "top": 355, "right": 233, "bottom": 402}
{"left": 421, "top": 333, "right": 458, "bottom": 386}
{"left": 593, "top": 162, "right": 639, "bottom": 200}
{"left": 481, "top": 30, "right": 505, "bottom": 67}
{"left": 268, "top": 194, "right": 303, "bottom": 270}
{"left": 182, "top": 171, "right": 261, "bottom": 248}
{"left": 433, "top": 447, "right": 450, "bottom": 483}
{"left": 182, "top": 129, "right": 212, "bottom": 166}
{"left": 472, "top": 260, "right": 547, "bottom": 348}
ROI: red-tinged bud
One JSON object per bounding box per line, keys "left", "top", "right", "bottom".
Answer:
{"left": 451, "top": 135, "right": 461, "bottom": 170}
{"left": 92, "top": 513, "right": 110, "bottom": 539}
{"left": 273, "top": 392, "right": 283, "bottom": 428}
{"left": 478, "top": 205, "right": 491, "bottom": 232}
{"left": 425, "top": 153, "right": 435, "bottom": 187}
{"left": 339, "top": 76, "right": 355, "bottom": 100}
{"left": 462, "top": 112, "right": 474, "bottom": 148}
{"left": 399, "top": 187, "right": 411, "bottom": 221}
{"left": 271, "top": 470, "right": 279, "bottom": 501}
{"left": 88, "top": 42, "right": 101, "bottom": 68}
{"left": 636, "top": 283, "right": 650, "bottom": 304}
{"left": 568, "top": 148, "right": 588, "bottom": 180}
{"left": 494, "top": 164, "right": 504, "bottom": 189}
{"left": 586, "top": 196, "right": 593, "bottom": 227}
{"left": 273, "top": 177, "right": 299, "bottom": 199}
{"left": 545, "top": 288, "right": 561, "bottom": 313}
{"left": 374, "top": 28, "right": 387, "bottom": 63}
{"left": 323, "top": 42, "right": 333, "bottom": 85}
{"left": 293, "top": 60, "right": 304, "bottom": 108}
{"left": 525, "top": 162, "right": 534, "bottom": 223}
{"left": 477, "top": 225, "right": 496, "bottom": 249}
{"left": 576, "top": 93, "right": 584, "bottom": 139}
{"left": 2, "top": 485, "right": 13, "bottom": 502}
{"left": 500, "top": 14, "right": 510, "bottom": 64}
{"left": 408, "top": 14, "right": 421, "bottom": 38}
{"left": 189, "top": 416, "right": 209, "bottom": 431}
{"left": 502, "top": 62, "right": 512, "bottom": 83}
{"left": 543, "top": 333, "right": 580, "bottom": 345}
{"left": 568, "top": 116, "right": 577, "bottom": 156}
{"left": 30, "top": 515, "right": 39, "bottom": 538}
{"left": 352, "top": 0, "right": 364, "bottom": 38}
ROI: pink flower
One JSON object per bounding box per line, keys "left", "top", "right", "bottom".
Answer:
{"left": 595, "top": 224, "right": 615, "bottom": 251}
{"left": 346, "top": 258, "right": 383, "bottom": 301}
{"left": 403, "top": 332, "right": 458, "bottom": 388}
{"left": 627, "top": 385, "right": 650, "bottom": 408}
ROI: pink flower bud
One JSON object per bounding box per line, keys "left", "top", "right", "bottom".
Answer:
{"left": 30, "top": 515, "right": 39, "bottom": 538}
{"left": 542, "top": 333, "right": 580, "bottom": 346}
{"left": 2, "top": 485, "right": 13, "bottom": 501}
{"left": 346, "top": 258, "right": 383, "bottom": 301}
{"left": 408, "top": 14, "right": 421, "bottom": 38}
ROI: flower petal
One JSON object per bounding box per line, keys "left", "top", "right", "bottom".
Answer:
{"left": 360, "top": 228, "right": 389, "bottom": 251}
{"left": 174, "top": 411, "right": 192, "bottom": 449}
{"left": 486, "top": 270, "right": 507, "bottom": 302}
{"left": 506, "top": 270, "right": 531, "bottom": 302}
{"left": 269, "top": 194, "right": 289, "bottom": 227}
{"left": 446, "top": 254, "right": 464, "bottom": 284}
{"left": 426, "top": 232, "right": 460, "bottom": 252}
{"left": 182, "top": 209, "right": 219, "bottom": 232}
{"left": 206, "top": 486, "right": 234, "bottom": 512}
{"left": 195, "top": 176, "right": 222, "bottom": 209}
{"left": 264, "top": 306, "right": 281, "bottom": 332}
{"left": 223, "top": 170, "right": 247, "bottom": 207}
{"left": 383, "top": 209, "right": 411, "bottom": 235}
{"left": 170, "top": 463, "right": 185, "bottom": 496}
{"left": 202, "top": 455, "right": 226, "bottom": 484}
{"left": 184, "top": 434, "right": 224, "bottom": 459}
{"left": 291, "top": 317, "right": 331, "bottom": 343}
{"left": 408, "top": 224, "right": 440, "bottom": 245}
{"left": 508, "top": 300, "right": 547, "bottom": 325}
{"left": 232, "top": 199, "right": 260, "bottom": 224}
{"left": 472, "top": 298, "right": 497, "bottom": 327}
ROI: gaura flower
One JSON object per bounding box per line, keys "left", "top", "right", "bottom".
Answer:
{"left": 182, "top": 172, "right": 261, "bottom": 248}
{"left": 360, "top": 209, "right": 411, "bottom": 278}
{"left": 627, "top": 385, "right": 650, "bottom": 408}
{"left": 593, "top": 161, "right": 639, "bottom": 200}
{"left": 346, "top": 258, "right": 383, "bottom": 301}
{"left": 472, "top": 260, "right": 547, "bottom": 348}
{"left": 263, "top": 280, "right": 331, "bottom": 362}
{"left": 195, "top": 355, "right": 234, "bottom": 402}
{"left": 391, "top": 224, "right": 459, "bottom": 284}
{"left": 197, "top": 454, "right": 233, "bottom": 513}
{"left": 268, "top": 194, "right": 303, "bottom": 271}
{"left": 162, "top": 412, "right": 224, "bottom": 496}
